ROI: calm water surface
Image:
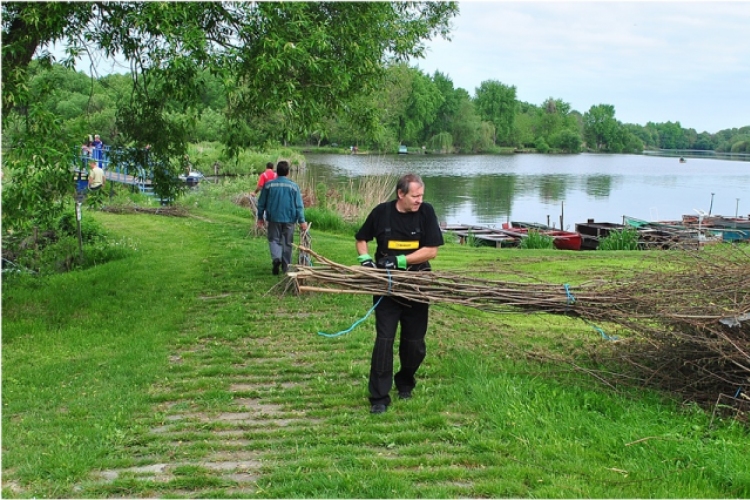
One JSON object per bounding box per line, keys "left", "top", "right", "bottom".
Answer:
{"left": 305, "top": 153, "right": 750, "bottom": 228}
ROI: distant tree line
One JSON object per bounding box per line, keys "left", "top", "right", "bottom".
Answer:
{"left": 5, "top": 61, "right": 748, "bottom": 157}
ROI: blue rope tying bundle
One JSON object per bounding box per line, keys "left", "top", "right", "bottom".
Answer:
{"left": 564, "top": 283, "right": 618, "bottom": 341}
{"left": 318, "top": 269, "right": 392, "bottom": 338}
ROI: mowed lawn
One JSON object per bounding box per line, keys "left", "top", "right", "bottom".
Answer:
{"left": 2, "top": 205, "right": 748, "bottom": 498}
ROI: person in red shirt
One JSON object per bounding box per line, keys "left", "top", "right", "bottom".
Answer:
{"left": 254, "top": 162, "right": 277, "bottom": 196}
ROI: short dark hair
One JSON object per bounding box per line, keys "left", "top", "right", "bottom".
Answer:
{"left": 266, "top": 162, "right": 274, "bottom": 169}
{"left": 396, "top": 173, "right": 424, "bottom": 195}
{"left": 276, "top": 160, "right": 290, "bottom": 177}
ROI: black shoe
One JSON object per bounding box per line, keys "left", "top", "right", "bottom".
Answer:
{"left": 281, "top": 263, "right": 289, "bottom": 273}
{"left": 370, "top": 404, "right": 387, "bottom": 414}
{"left": 272, "top": 259, "right": 281, "bottom": 275}
{"left": 398, "top": 391, "right": 412, "bottom": 400}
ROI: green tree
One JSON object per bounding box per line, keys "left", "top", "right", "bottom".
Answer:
{"left": 193, "top": 107, "right": 226, "bottom": 143}
{"left": 548, "top": 129, "right": 582, "bottom": 153}
{"left": 652, "top": 121, "right": 689, "bottom": 149}
{"left": 513, "top": 102, "right": 539, "bottom": 148}
{"left": 400, "top": 68, "right": 444, "bottom": 145}
{"left": 730, "top": 136, "right": 750, "bottom": 153}
{"left": 474, "top": 80, "right": 517, "bottom": 146}
{"left": 450, "top": 89, "right": 483, "bottom": 152}
{"left": 534, "top": 97, "right": 582, "bottom": 152}
{"left": 625, "top": 123, "right": 657, "bottom": 149}
{"left": 535, "top": 136, "right": 550, "bottom": 153}
{"left": 427, "top": 71, "right": 462, "bottom": 138}
{"left": 583, "top": 104, "right": 621, "bottom": 151}
{"left": 694, "top": 132, "right": 715, "bottom": 151}
{"left": 428, "top": 132, "right": 454, "bottom": 154}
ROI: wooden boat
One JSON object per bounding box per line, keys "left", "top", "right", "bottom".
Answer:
{"left": 508, "top": 221, "right": 551, "bottom": 230}
{"left": 679, "top": 214, "right": 750, "bottom": 242}
{"left": 623, "top": 216, "right": 723, "bottom": 248}
{"left": 440, "top": 224, "right": 518, "bottom": 248}
{"left": 682, "top": 214, "right": 750, "bottom": 230}
{"left": 501, "top": 223, "right": 582, "bottom": 250}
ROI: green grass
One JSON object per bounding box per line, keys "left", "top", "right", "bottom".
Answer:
{"left": 2, "top": 199, "right": 749, "bottom": 498}
{"left": 598, "top": 227, "right": 640, "bottom": 250}
{"left": 519, "top": 229, "right": 555, "bottom": 249}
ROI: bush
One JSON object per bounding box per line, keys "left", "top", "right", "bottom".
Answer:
{"left": 428, "top": 132, "right": 453, "bottom": 154}
{"left": 598, "top": 228, "right": 640, "bottom": 250}
{"left": 549, "top": 129, "right": 582, "bottom": 153}
{"left": 519, "top": 230, "right": 554, "bottom": 249}
{"left": 535, "top": 137, "right": 550, "bottom": 154}
{"left": 304, "top": 206, "right": 355, "bottom": 233}
{"left": 6, "top": 232, "right": 136, "bottom": 276}
{"left": 58, "top": 210, "right": 106, "bottom": 243}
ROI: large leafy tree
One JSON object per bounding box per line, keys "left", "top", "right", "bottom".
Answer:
{"left": 583, "top": 104, "right": 621, "bottom": 152}
{"left": 399, "top": 67, "right": 444, "bottom": 145}
{"left": 427, "top": 71, "right": 462, "bottom": 137}
{"left": 2, "top": 1, "right": 458, "bottom": 232}
{"left": 447, "top": 88, "right": 496, "bottom": 153}
{"left": 473, "top": 79, "right": 517, "bottom": 146}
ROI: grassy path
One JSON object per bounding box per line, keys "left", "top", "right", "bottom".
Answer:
{"left": 3, "top": 208, "right": 749, "bottom": 498}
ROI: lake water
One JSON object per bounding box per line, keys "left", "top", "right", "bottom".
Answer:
{"left": 304, "top": 153, "right": 750, "bottom": 229}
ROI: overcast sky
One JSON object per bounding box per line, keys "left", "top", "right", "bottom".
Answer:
{"left": 411, "top": 1, "right": 750, "bottom": 134}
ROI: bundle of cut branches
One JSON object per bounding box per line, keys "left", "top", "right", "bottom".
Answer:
{"left": 286, "top": 246, "right": 750, "bottom": 412}
{"left": 297, "top": 225, "right": 313, "bottom": 267}
{"left": 237, "top": 193, "right": 266, "bottom": 236}
{"left": 287, "top": 248, "right": 620, "bottom": 314}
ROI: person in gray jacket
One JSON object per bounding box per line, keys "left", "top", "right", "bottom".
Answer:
{"left": 256, "top": 160, "right": 308, "bottom": 275}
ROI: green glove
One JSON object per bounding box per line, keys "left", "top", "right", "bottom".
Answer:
{"left": 357, "top": 253, "right": 376, "bottom": 268}
{"left": 377, "top": 254, "right": 407, "bottom": 270}
{"left": 396, "top": 254, "right": 407, "bottom": 269}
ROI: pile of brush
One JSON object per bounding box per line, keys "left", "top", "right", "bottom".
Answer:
{"left": 286, "top": 246, "right": 749, "bottom": 416}
{"left": 100, "top": 205, "right": 189, "bottom": 217}
{"left": 580, "top": 246, "right": 749, "bottom": 414}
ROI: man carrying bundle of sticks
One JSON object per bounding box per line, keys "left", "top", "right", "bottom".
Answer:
{"left": 355, "top": 173, "right": 444, "bottom": 414}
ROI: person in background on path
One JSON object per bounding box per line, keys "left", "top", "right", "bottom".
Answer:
{"left": 355, "top": 173, "right": 444, "bottom": 414}
{"left": 92, "top": 134, "right": 104, "bottom": 168}
{"left": 256, "top": 161, "right": 307, "bottom": 275}
{"left": 88, "top": 160, "right": 105, "bottom": 191}
{"left": 254, "top": 162, "right": 277, "bottom": 196}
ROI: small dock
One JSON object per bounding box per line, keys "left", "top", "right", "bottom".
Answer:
{"left": 441, "top": 224, "right": 519, "bottom": 248}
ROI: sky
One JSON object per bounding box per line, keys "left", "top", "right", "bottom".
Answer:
{"left": 410, "top": 1, "right": 750, "bottom": 134}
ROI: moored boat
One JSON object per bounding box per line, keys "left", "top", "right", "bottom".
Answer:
{"left": 682, "top": 214, "right": 750, "bottom": 230}
{"left": 574, "top": 220, "right": 626, "bottom": 250}
{"left": 440, "top": 224, "right": 518, "bottom": 248}
{"left": 624, "top": 215, "right": 723, "bottom": 248}
{"left": 501, "top": 223, "right": 582, "bottom": 250}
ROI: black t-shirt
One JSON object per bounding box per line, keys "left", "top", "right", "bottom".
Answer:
{"left": 355, "top": 200, "right": 444, "bottom": 270}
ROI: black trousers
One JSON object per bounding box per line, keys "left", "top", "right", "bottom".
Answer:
{"left": 369, "top": 295, "right": 429, "bottom": 406}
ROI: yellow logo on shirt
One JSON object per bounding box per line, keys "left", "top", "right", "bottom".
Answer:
{"left": 388, "top": 240, "right": 419, "bottom": 250}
